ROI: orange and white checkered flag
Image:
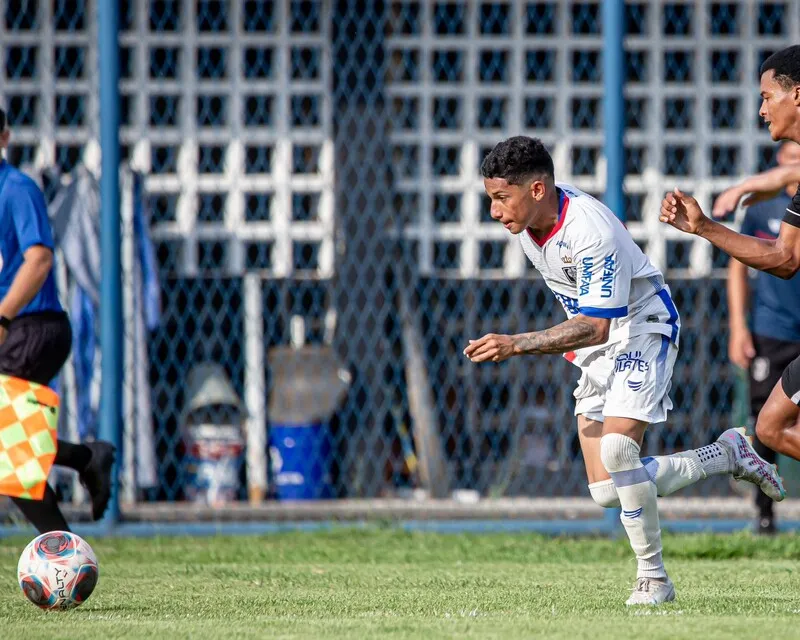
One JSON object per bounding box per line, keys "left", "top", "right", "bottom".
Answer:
{"left": 0, "top": 374, "right": 59, "bottom": 500}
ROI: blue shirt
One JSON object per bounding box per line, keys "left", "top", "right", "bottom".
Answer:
{"left": 0, "top": 161, "right": 62, "bottom": 315}
{"left": 740, "top": 192, "right": 800, "bottom": 342}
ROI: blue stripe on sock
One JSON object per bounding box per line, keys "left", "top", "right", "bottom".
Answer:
{"left": 642, "top": 456, "right": 659, "bottom": 479}
{"left": 609, "top": 466, "right": 651, "bottom": 487}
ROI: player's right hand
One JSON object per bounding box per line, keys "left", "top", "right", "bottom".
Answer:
{"left": 728, "top": 326, "right": 756, "bottom": 370}
{"left": 711, "top": 186, "right": 744, "bottom": 219}
{"left": 659, "top": 188, "right": 708, "bottom": 235}
{"left": 741, "top": 189, "right": 783, "bottom": 209}
{"left": 712, "top": 186, "right": 782, "bottom": 218}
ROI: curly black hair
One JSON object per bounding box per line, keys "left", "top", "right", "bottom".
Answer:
{"left": 480, "top": 136, "right": 554, "bottom": 185}
{"left": 761, "top": 46, "right": 800, "bottom": 89}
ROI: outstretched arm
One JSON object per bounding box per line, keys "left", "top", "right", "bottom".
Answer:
{"left": 660, "top": 188, "right": 800, "bottom": 279}
{"left": 700, "top": 218, "right": 800, "bottom": 278}
{"left": 727, "top": 258, "right": 755, "bottom": 370}
{"left": 464, "top": 315, "right": 610, "bottom": 363}
{"left": 712, "top": 165, "right": 800, "bottom": 218}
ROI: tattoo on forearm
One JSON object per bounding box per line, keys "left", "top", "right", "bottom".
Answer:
{"left": 515, "top": 319, "right": 600, "bottom": 355}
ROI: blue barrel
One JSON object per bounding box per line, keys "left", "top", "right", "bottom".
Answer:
{"left": 269, "top": 423, "right": 333, "bottom": 500}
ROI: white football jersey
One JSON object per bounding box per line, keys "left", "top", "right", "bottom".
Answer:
{"left": 518, "top": 183, "right": 680, "bottom": 365}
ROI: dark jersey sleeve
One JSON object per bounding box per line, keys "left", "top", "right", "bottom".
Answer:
{"left": 784, "top": 185, "right": 800, "bottom": 228}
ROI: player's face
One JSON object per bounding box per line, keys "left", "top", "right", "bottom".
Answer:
{"left": 759, "top": 70, "right": 800, "bottom": 141}
{"left": 483, "top": 177, "right": 542, "bottom": 234}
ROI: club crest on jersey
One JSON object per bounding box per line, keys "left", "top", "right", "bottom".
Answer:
{"left": 579, "top": 256, "right": 593, "bottom": 296}
{"left": 600, "top": 255, "right": 615, "bottom": 298}
{"left": 563, "top": 266, "right": 577, "bottom": 284}
{"left": 561, "top": 254, "right": 572, "bottom": 264}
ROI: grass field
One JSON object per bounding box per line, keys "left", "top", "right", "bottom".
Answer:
{"left": 2, "top": 528, "right": 800, "bottom": 639}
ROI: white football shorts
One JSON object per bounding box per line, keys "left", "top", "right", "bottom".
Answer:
{"left": 573, "top": 332, "right": 678, "bottom": 424}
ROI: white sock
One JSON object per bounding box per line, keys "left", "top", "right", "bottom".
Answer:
{"left": 645, "top": 443, "right": 730, "bottom": 496}
{"left": 589, "top": 443, "right": 733, "bottom": 508}
{"left": 690, "top": 443, "right": 731, "bottom": 476}
{"left": 601, "top": 433, "right": 666, "bottom": 579}
{"left": 589, "top": 479, "right": 620, "bottom": 508}
{"left": 644, "top": 453, "right": 704, "bottom": 496}
{"left": 590, "top": 454, "right": 702, "bottom": 507}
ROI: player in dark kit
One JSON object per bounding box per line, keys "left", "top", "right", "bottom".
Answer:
{"left": 0, "top": 108, "right": 114, "bottom": 531}
{"left": 718, "top": 141, "right": 800, "bottom": 532}
{"left": 661, "top": 46, "right": 800, "bottom": 478}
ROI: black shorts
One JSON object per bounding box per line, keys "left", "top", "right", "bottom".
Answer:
{"left": 0, "top": 311, "right": 72, "bottom": 386}
{"left": 751, "top": 335, "right": 800, "bottom": 413}
{"left": 780, "top": 353, "right": 800, "bottom": 407}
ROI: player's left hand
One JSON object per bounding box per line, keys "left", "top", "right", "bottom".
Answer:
{"left": 463, "top": 333, "right": 517, "bottom": 363}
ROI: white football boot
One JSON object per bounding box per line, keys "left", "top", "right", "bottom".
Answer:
{"left": 625, "top": 576, "right": 676, "bottom": 606}
{"left": 716, "top": 427, "right": 786, "bottom": 502}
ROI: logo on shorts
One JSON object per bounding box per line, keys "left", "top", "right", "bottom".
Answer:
{"left": 615, "top": 351, "right": 649, "bottom": 374}
{"left": 752, "top": 357, "right": 769, "bottom": 383}
{"left": 616, "top": 352, "right": 648, "bottom": 392}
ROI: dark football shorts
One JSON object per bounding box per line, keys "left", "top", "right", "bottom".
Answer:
{"left": 0, "top": 311, "right": 72, "bottom": 386}
{"left": 750, "top": 335, "right": 800, "bottom": 414}
{"left": 781, "top": 351, "right": 800, "bottom": 406}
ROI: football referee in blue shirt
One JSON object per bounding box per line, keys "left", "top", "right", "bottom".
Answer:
{"left": 0, "top": 108, "right": 114, "bottom": 531}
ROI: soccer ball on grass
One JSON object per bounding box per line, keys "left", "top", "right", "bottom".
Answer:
{"left": 17, "top": 530, "right": 99, "bottom": 610}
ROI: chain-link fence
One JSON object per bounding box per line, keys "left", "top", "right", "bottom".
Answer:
{"left": 1, "top": 1, "right": 799, "bottom": 530}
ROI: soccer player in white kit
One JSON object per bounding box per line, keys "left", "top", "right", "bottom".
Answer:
{"left": 464, "top": 136, "right": 785, "bottom": 606}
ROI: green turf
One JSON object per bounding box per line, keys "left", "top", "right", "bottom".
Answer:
{"left": 2, "top": 528, "right": 799, "bottom": 639}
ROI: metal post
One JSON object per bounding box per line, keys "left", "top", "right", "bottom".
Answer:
{"left": 603, "top": 0, "right": 625, "bottom": 221}
{"left": 98, "top": 0, "right": 122, "bottom": 527}
{"left": 244, "top": 274, "right": 267, "bottom": 503}
{"left": 603, "top": 0, "right": 625, "bottom": 535}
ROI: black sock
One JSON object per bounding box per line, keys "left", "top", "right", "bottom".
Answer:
{"left": 54, "top": 440, "right": 92, "bottom": 472}
{"left": 12, "top": 485, "right": 70, "bottom": 533}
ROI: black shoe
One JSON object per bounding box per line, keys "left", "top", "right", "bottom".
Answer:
{"left": 756, "top": 516, "right": 777, "bottom": 535}
{"left": 79, "top": 442, "right": 116, "bottom": 521}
